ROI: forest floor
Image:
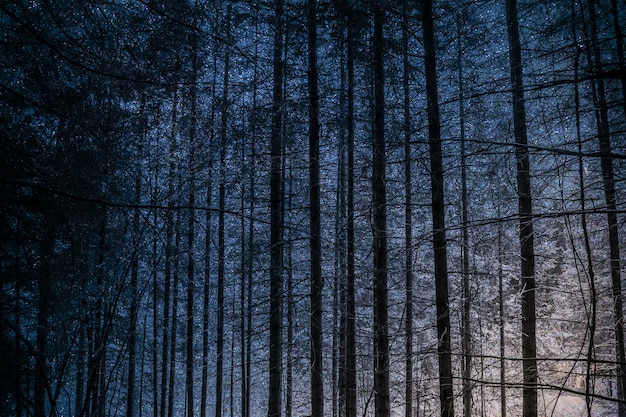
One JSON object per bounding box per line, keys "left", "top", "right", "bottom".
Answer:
{"left": 541, "top": 392, "right": 616, "bottom": 416}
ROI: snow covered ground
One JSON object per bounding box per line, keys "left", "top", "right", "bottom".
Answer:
{"left": 540, "top": 393, "right": 617, "bottom": 417}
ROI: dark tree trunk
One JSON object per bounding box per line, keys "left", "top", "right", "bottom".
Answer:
{"left": 35, "top": 235, "right": 53, "bottom": 417}
{"left": 245, "top": 31, "right": 259, "bottom": 415}
{"left": 168, "top": 213, "right": 181, "bottom": 417}
{"left": 334, "top": 37, "right": 347, "bottom": 417}
{"left": 216, "top": 8, "right": 231, "bottom": 417}
{"left": 585, "top": 2, "right": 626, "bottom": 413}
{"left": 401, "top": 5, "right": 414, "bottom": 417}
{"left": 505, "top": 1, "right": 537, "bottom": 416}
{"left": 308, "top": 1, "right": 324, "bottom": 417}
{"left": 127, "top": 138, "right": 142, "bottom": 417}
{"left": 345, "top": 7, "right": 357, "bottom": 417}
{"left": 498, "top": 215, "right": 507, "bottom": 417}
{"left": 457, "top": 11, "right": 472, "bottom": 417}
{"left": 372, "top": 3, "right": 390, "bottom": 417}
{"left": 162, "top": 90, "right": 179, "bottom": 417}
{"left": 201, "top": 27, "right": 219, "bottom": 417}
{"left": 285, "top": 161, "right": 293, "bottom": 417}
{"left": 423, "top": 1, "right": 454, "bottom": 416}
{"left": 268, "top": 1, "right": 284, "bottom": 416}
{"left": 240, "top": 121, "right": 247, "bottom": 417}
{"left": 185, "top": 27, "right": 199, "bottom": 417}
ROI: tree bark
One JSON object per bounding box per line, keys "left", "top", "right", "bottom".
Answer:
{"left": 345, "top": 4, "right": 357, "bottom": 417}
{"left": 127, "top": 137, "right": 142, "bottom": 417}
{"left": 585, "top": 2, "right": 626, "bottom": 413}
{"left": 401, "top": 5, "right": 414, "bottom": 417}
{"left": 457, "top": 11, "right": 472, "bottom": 417}
{"left": 35, "top": 233, "right": 53, "bottom": 417}
{"left": 268, "top": 1, "right": 284, "bottom": 416}
{"left": 163, "top": 90, "right": 179, "bottom": 417}
{"left": 505, "top": 1, "right": 537, "bottom": 416}
{"left": 423, "top": 1, "right": 454, "bottom": 415}
{"left": 372, "top": 3, "right": 390, "bottom": 417}
{"left": 168, "top": 212, "right": 181, "bottom": 417}
{"left": 498, "top": 213, "right": 507, "bottom": 417}
{"left": 308, "top": 1, "right": 324, "bottom": 417}
{"left": 185, "top": 26, "right": 199, "bottom": 417}
{"left": 216, "top": 8, "right": 231, "bottom": 417}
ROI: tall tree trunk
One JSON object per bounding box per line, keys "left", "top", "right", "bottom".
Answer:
{"left": 585, "top": 3, "right": 626, "bottom": 414}
{"left": 76, "top": 254, "right": 86, "bottom": 417}
{"left": 505, "top": 1, "right": 537, "bottom": 416}
{"left": 240, "top": 113, "right": 247, "bottom": 417}
{"left": 572, "top": 32, "right": 598, "bottom": 417}
{"left": 285, "top": 161, "right": 294, "bottom": 417}
{"left": 162, "top": 90, "right": 179, "bottom": 417}
{"left": 498, "top": 208, "right": 507, "bottom": 417}
{"left": 154, "top": 178, "right": 161, "bottom": 417}
{"left": 345, "top": 7, "right": 357, "bottom": 417}
{"left": 81, "top": 213, "right": 108, "bottom": 417}
{"left": 268, "top": 1, "right": 284, "bottom": 416}
{"left": 307, "top": 1, "right": 324, "bottom": 416}
{"left": 216, "top": 8, "right": 231, "bottom": 417}
{"left": 372, "top": 3, "right": 390, "bottom": 417}
{"left": 127, "top": 138, "right": 143, "bottom": 417}
{"left": 168, "top": 213, "right": 181, "bottom": 417}
{"left": 14, "top": 249, "right": 23, "bottom": 417}
{"left": 401, "top": 5, "right": 414, "bottom": 417}
{"left": 186, "top": 26, "right": 200, "bottom": 417}
{"left": 457, "top": 11, "right": 472, "bottom": 417}
{"left": 201, "top": 27, "right": 219, "bottom": 417}
{"left": 151, "top": 157, "right": 160, "bottom": 417}
{"left": 335, "top": 39, "right": 347, "bottom": 417}
{"left": 35, "top": 233, "right": 53, "bottom": 417}
{"left": 423, "top": 1, "right": 454, "bottom": 415}
{"left": 245, "top": 14, "right": 259, "bottom": 416}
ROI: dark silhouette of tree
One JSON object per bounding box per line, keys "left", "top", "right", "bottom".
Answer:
{"left": 372, "top": 3, "right": 390, "bottom": 417}
{"left": 422, "top": 1, "right": 454, "bottom": 415}
{"left": 307, "top": 1, "right": 324, "bottom": 417}
{"left": 269, "top": 1, "right": 285, "bottom": 417}
{"left": 505, "top": 0, "right": 537, "bottom": 415}
{"left": 584, "top": 2, "right": 626, "bottom": 414}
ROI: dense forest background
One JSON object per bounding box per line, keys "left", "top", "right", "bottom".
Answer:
{"left": 1, "top": 0, "right": 625, "bottom": 416}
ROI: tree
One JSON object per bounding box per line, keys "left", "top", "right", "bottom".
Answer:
{"left": 504, "top": 0, "right": 537, "bottom": 415}
{"left": 584, "top": 2, "right": 626, "bottom": 413}
{"left": 372, "top": 3, "right": 390, "bottom": 417}
{"left": 269, "top": 1, "right": 285, "bottom": 417}
{"left": 401, "top": 4, "right": 414, "bottom": 417}
{"left": 422, "top": 1, "right": 454, "bottom": 415}
{"left": 186, "top": 18, "right": 200, "bottom": 417}
{"left": 216, "top": 7, "right": 232, "bottom": 417}
{"left": 456, "top": 9, "right": 472, "bottom": 417}
{"left": 308, "top": 0, "right": 324, "bottom": 416}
